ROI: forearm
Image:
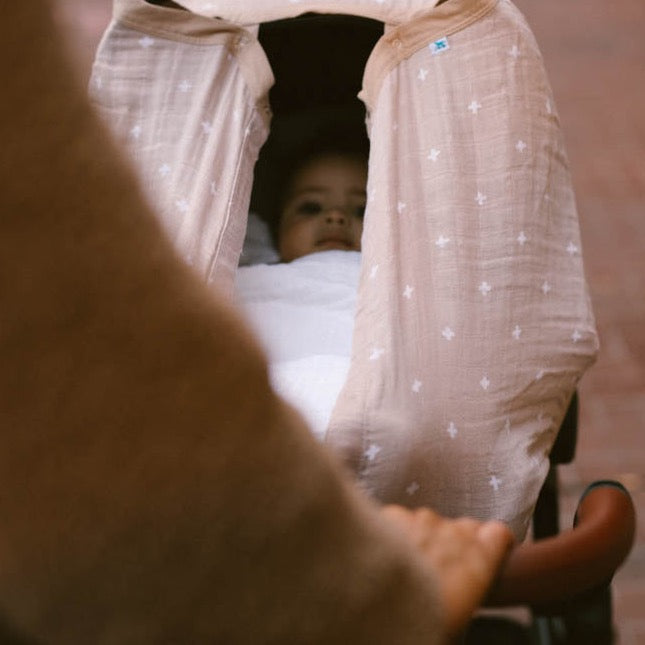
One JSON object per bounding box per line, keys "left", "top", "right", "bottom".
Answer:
{"left": 0, "top": 3, "right": 444, "bottom": 643}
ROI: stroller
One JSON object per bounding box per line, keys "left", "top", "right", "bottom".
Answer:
{"left": 90, "top": 1, "right": 635, "bottom": 641}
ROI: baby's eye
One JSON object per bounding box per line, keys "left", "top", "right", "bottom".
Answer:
{"left": 296, "top": 200, "right": 323, "bottom": 216}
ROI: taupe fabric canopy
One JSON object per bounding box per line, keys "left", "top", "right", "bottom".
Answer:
{"left": 91, "top": 0, "right": 598, "bottom": 538}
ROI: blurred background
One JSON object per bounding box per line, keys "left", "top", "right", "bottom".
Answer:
{"left": 53, "top": 0, "right": 644, "bottom": 641}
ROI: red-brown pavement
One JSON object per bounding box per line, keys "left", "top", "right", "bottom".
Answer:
{"left": 514, "top": 1, "right": 645, "bottom": 642}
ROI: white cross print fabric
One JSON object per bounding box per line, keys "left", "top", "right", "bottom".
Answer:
{"left": 90, "top": 0, "right": 274, "bottom": 291}
{"left": 90, "top": 0, "right": 598, "bottom": 540}
{"left": 326, "top": 0, "right": 598, "bottom": 538}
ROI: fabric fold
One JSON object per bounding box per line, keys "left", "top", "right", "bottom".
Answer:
{"left": 91, "top": 0, "right": 273, "bottom": 290}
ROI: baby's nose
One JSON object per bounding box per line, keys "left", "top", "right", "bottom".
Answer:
{"left": 325, "top": 207, "right": 347, "bottom": 225}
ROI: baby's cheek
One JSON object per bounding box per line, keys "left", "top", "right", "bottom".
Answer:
{"left": 355, "top": 221, "right": 365, "bottom": 248}
{"left": 281, "top": 221, "right": 318, "bottom": 260}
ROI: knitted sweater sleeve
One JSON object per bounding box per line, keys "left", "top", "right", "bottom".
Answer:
{"left": 0, "top": 3, "right": 444, "bottom": 643}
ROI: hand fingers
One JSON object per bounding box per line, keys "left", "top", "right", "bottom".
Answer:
{"left": 379, "top": 507, "right": 515, "bottom": 637}
{"left": 477, "top": 521, "right": 515, "bottom": 565}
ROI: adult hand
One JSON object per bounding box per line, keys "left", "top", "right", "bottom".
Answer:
{"left": 381, "top": 505, "right": 514, "bottom": 640}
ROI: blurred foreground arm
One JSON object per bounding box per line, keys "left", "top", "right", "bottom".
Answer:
{"left": 0, "top": 3, "right": 510, "bottom": 643}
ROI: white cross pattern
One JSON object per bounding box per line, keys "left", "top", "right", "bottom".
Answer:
{"left": 365, "top": 443, "right": 382, "bottom": 462}
{"left": 509, "top": 45, "right": 520, "bottom": 58}
{"left": 516, "top": 139, "right": 527, "bottom": 152}
{"left": 489, "top": 475, "right": 503, "bottom": 491}
{"left": 369, "top": 264, "right": 379, "bottom": 279}
{"left": 130, "top": 124, "right": 142, "bottom": 139}
{"left": 397, "top": 201, "right": 407, "bottom": 214}
{"left": 418, "top": 68, "right": 429, "bottom": 81}
{"left": 571, "top": 329, "right": 582, "bottom": 343}
{"left": 435, "top": 235, "right": 450, "bottom": 248}
{"left": 442, "top": 326, "right": 455, "bottom": 341}
{"left": 447, "top": 422, "right": 458, "bottom": 439}
{"left": 201, "top": 121, "right": 213, "bottom": 135}
{"left": 139, "top": 36, "right": 154, "bottom": 49}
{"left": 475, "top": 191, "right": 487, "bottom": 206}
{"left": 512, "top": 325, "right": 522, "bottom": 340}
{"left": 369, "top": 347, "right": 385, "bottom": 361}
{"left": 517, "top": 231, "right": 528, "bottom": 245}
{"left": 412, "top": 379, "right": 422, "bottom": 394}
{"left": 541, "top": 280, "right": 552, "bottom": 295}
{"left": 480, "top": 375, "right": 491, "bottom": 390}
{"left": 427, "top": 148, "right": 441, "bottom": 162}
{"left": 158, "top": 163, "right": 171, "bottom": 178}
{"left": 178, "top": 80, "right": 192, "bottom": 93}
{"left": 176, "top": 198, "right": 190, "bottom": 213}
{"left": 567, "top": 241, "right": 579, "bottom": 256}
{"left": 478, "top": 281, "right": 492, "bottom": 296}
{"left": 468, "top": 100, "right": 482, "bottom": 114}
{"left": 403, "top": 285, "right": 414, "bottom": 299}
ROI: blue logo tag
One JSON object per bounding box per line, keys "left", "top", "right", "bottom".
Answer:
{"left": 429, "top": 37, "right": 450, "bottom": 55}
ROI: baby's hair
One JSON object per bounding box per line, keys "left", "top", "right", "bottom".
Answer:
{"left": 266, "top": 122, "right": 370, "bottom": 246}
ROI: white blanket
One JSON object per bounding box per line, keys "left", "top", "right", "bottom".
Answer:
{"left": 235, "top": 251, "right": 360, "bottom": 440}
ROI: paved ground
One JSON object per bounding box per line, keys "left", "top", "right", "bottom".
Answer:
{"left": 513, "top": 1, "right": 645, "bottom": 642}
{"left": 54, "top": 0, "right": 645, "bottom": 641}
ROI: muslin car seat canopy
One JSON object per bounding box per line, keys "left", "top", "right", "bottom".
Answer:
{"left": 175, "top": 0, "right": 442, "bottom": 25}
{"left": 90, "top": 0, "right": 598, "bottom": 539}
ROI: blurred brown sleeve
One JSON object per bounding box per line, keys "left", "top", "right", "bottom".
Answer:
{"left": 0, "top": 2, "right": 444, "bottom": 643}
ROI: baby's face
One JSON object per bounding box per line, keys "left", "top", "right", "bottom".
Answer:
{"left": 278, "top": 153, "right": 367, "bottom": 262}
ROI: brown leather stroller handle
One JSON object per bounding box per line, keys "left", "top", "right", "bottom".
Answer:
{"left": 486, "top": 481, "right": 636, "bottom": 607}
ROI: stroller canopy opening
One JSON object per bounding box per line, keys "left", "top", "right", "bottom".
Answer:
{"left": 251, "top": 14, "right": 380, "bottom": 230}
{"left": 258, "top": 14, "right": 383, "bottom": 116}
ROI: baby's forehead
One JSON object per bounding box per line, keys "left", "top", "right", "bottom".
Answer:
{"left": 293, "top": 152, "right": 366, "bottom": 180}
{"left": 299, "top": 150, "right": 366, "bottom": 168}
{"left": 285, "top": 162, "right": 365, "bottom": 202}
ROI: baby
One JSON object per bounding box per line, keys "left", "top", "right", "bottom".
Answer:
{"left": 265, "top": 125, "right": 370, "bottom": 262}
{"left": 277, "top": 149, "right": 368, "bottom": 261}
{"left": 237, "top": 130, "right": 369, "bottom": 438}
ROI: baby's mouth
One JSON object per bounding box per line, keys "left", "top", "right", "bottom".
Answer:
{"left": 315, "top": 236, "right": 352, "bottom": 249}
